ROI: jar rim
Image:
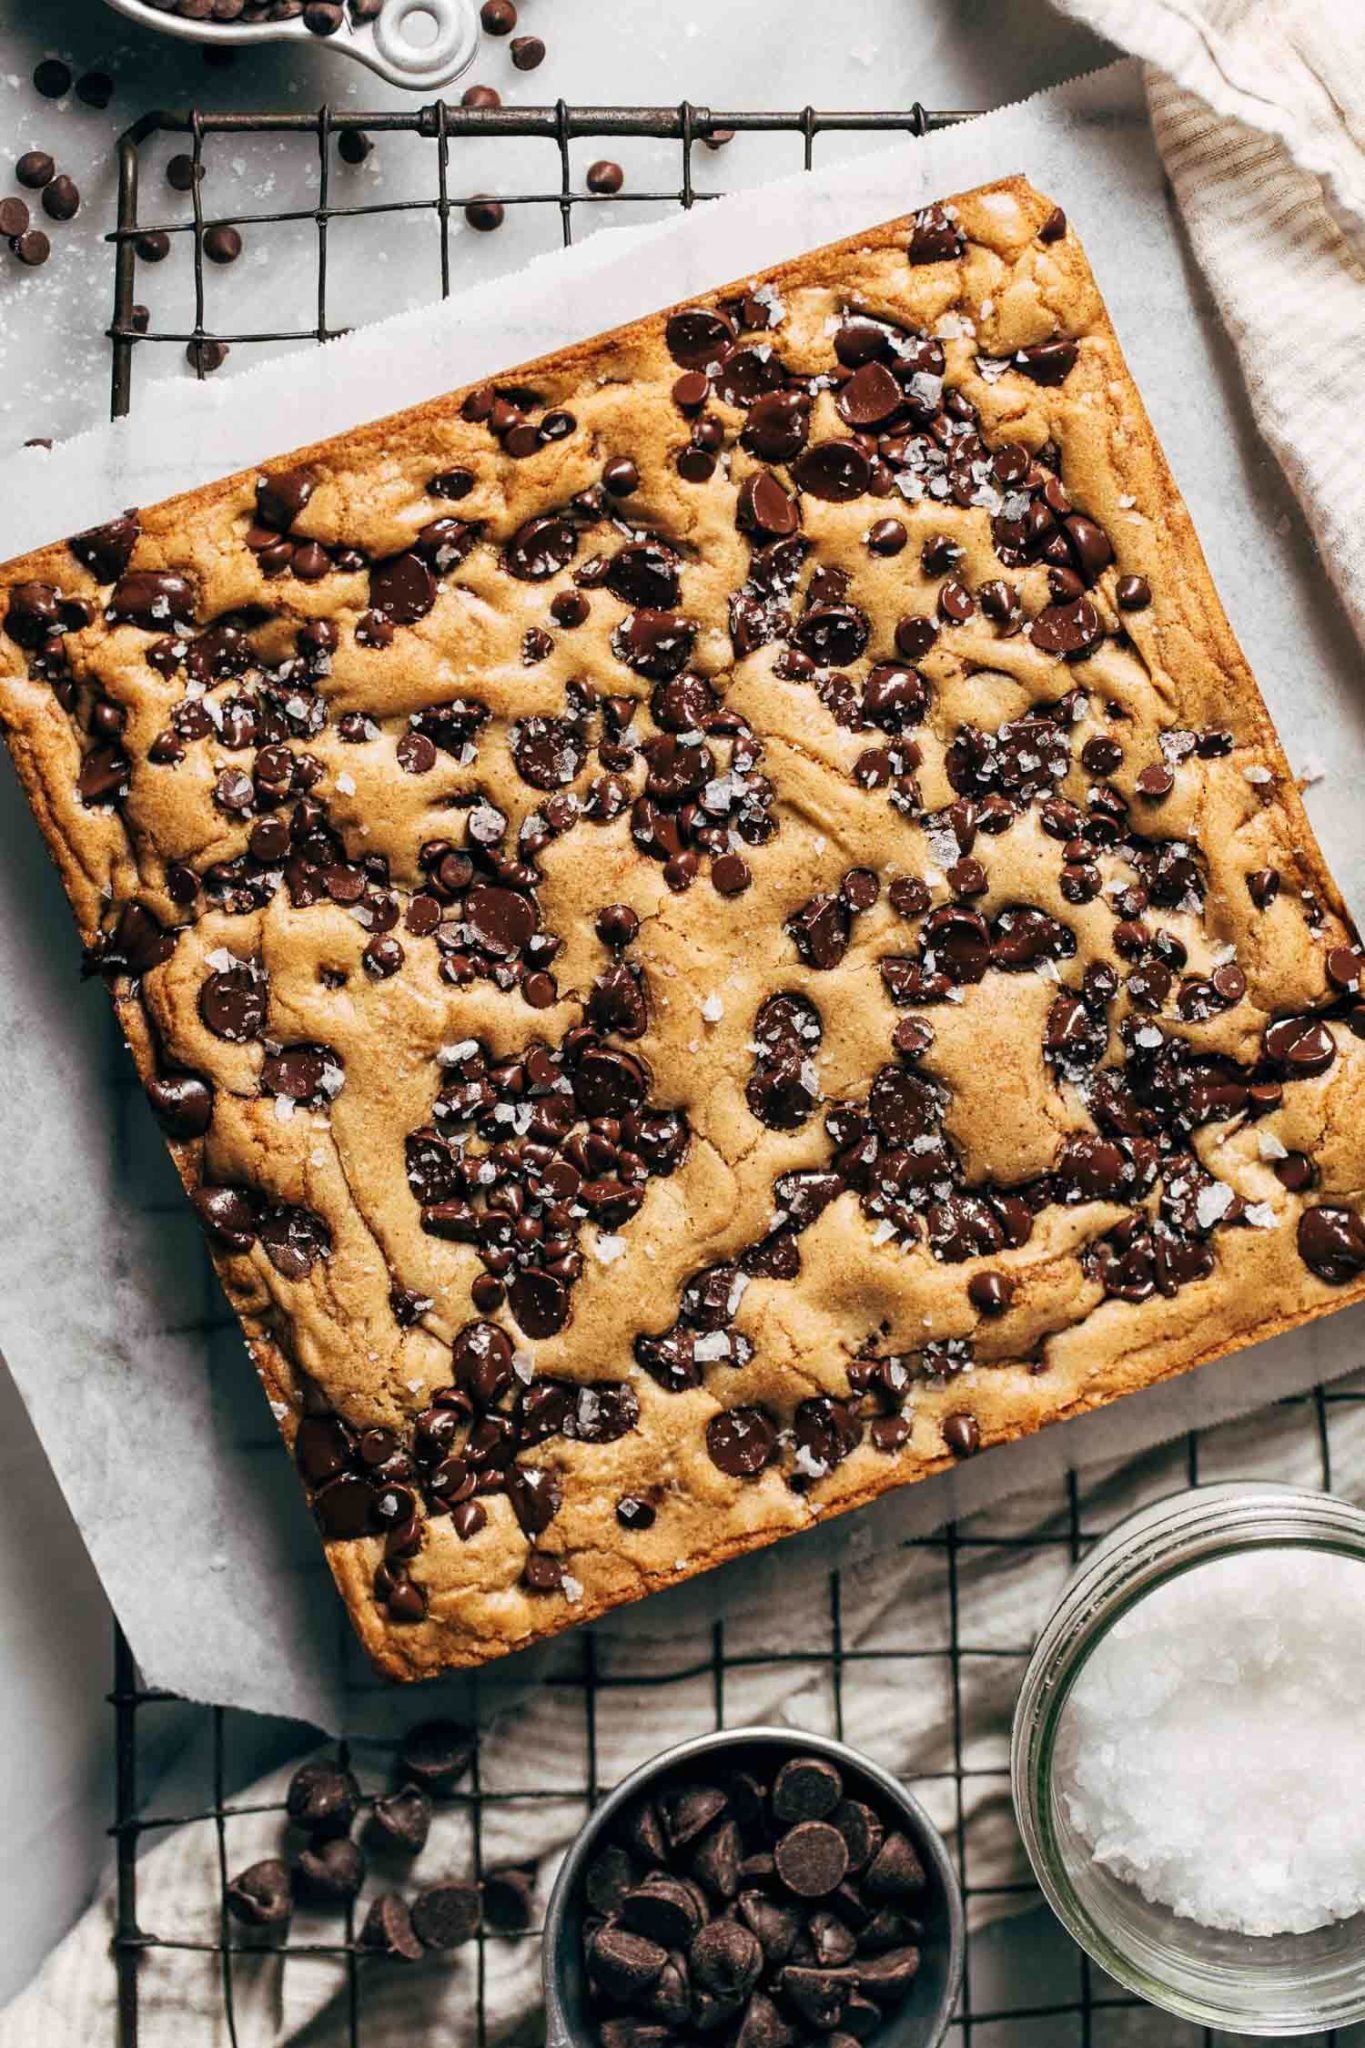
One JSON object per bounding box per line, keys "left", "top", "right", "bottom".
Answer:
{"left": 1010, "top": 1481, "right": 1365, "bottom": 2033}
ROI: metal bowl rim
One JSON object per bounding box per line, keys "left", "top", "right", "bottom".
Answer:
{"left": 542, "top": 1722, "right": 966, "bottom": 2048}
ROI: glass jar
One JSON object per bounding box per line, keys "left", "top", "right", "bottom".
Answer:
{"left": 1011, "top": 1481, "right": 1365, "bottom": 2035}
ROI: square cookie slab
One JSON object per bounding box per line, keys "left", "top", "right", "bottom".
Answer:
{"left": 3, "top": 177, "right": 1364, "bottom": 1679}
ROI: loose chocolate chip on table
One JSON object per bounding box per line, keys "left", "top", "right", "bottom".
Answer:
{"left": 226, "top": 1857, "right": 293, "bottom": 1928}
{"left": 480, "top": 0, "right": 515, "bottom": 29}
{"left": 368, "top": 1782, "right": 433, "bottom": 1854}
{"left": 166, "top": 153, "right": 202, "bottom": 192}
{"left": 399, "top": 1719, "right": 474, "bottom": 1796}
{"left": 74, "top": 67, "right": 112, "bottom": 108}
{"left": 462, "top": 84, "right": 501, "bottom": 108}
{"left": 775, "top": 1820, "right": 850, "bottom": 1898}
{"left": 511, "top": 34, "right": 545, "bottom": 68}
{"left": 33, "top": 58, "right": 72, "bottom": 99}
{"left": 304, "top": 1, "right": 345, "bottom": 31}
{"left": 136, "top": 230, "right": 171, "bottom": 263}
{"left": 297, "top": 1836, "right": 365, "bottom": 1904}
{"left": 338, "top": 127, "right": 372, "bottom": 165}
{"left": 286, "top": 1759, "right": 361, "bottom": 1837}
{"left": 187, "top": 340, "right": 229, "bottom": 375}
{"left": 11, "top": 230, "right": 50, "bottom": 268}
{"left": 361, "top": 1891, "right": 425, "bottom": 1961}
{"left": 16, "top": 152, "right": 55, "bottom": 190}
{"left": 587, "top": 159, "right": 624, "bottom": 194}
{"left": 41, "top": 176, "right": 79, "bottom": 222}
{"left": 412, "top": 1878, "right": 482, "bottom": 1949}
{"left": 203, "top": 223, "right": 242, "bottom": 264}
{"left": 465, "top": 196, "right": 505, "bottom": 233}
{"left": 0, "top": 198, "right": 29, "bottom": 238}
{"left": 481, "top": 1864, "right": 535, "bottom": 1932}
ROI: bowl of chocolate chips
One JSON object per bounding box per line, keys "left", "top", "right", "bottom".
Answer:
{"left": 544, "top": 1726, "right": 965, "bottom": 2048}
{"left": 102, "top": 0, "right": 479, "bottom": 90}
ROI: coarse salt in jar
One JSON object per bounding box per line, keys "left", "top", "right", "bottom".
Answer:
{"left": 1011, "top": 1482, "right": 1365, "bottom": 2034}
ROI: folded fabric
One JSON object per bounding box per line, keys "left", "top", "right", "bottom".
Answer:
{"left": 1049, "top": 0, "right": 1365, "bottom": 650}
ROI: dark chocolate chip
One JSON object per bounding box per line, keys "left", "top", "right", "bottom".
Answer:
{"left": 286, "top": 1759, "right": 360, "bottom": 1837}
{"left": 864, "top": 1832, "right": 926, "bottom": 1900}
{"left": 147, "top": 1072, "right": 213, "bottom": 1139}
{"left": 690, "top": 1917, "right": 763, "bottom": 2002}
{"left": 706, "top": 1407, "right": 776, "bottom": 1478}
{"left": 590, "top": 1925, "right": 669, "bottom": 2000}
{"left": 226, "top": 1857, "right": 293, "bottom": 1928}
{"left": 1298, "top": 1205, "right": 1365, "bottom": 1284}
{"left": 368, "top": 1783, "right": 433, "bottom": 1854}
{"left": 772, "top": 1757, "right": 842, "bottom": 1824}
{"left": 398, "top": 1719, "right": 474, "bottom": 1796}
{"left": 774, "top": 1821, "right": 849, "bottom": 1898}
{"left": 297, "top": 1836, "right": 365, "bottom": 1904}
{"left": 361, "top": 1891, "right": 425, "bottom": 1960}
{"left": 411, "top": 1879, "right": 481, "bottom": 1949}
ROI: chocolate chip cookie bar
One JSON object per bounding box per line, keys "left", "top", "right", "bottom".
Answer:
{"left": 4, "top": 177, "right": 1364, "bottom": 1680}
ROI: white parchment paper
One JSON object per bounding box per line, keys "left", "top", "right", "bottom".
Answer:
{"left": 1, "top": 61, "right": 1362, "bottom": 1732}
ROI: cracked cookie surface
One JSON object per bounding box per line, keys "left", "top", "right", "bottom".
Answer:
{"left": 4, "top": 177, "right": 1365, "bottom": 1679}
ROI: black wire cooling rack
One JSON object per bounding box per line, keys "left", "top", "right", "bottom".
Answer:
{"left": 97, "top": 99, "right": 1364, "bottom": 2048}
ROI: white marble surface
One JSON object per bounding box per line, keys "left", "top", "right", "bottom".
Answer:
{"left": 0, "top": 0, "right": 1119, "bottom": 2006}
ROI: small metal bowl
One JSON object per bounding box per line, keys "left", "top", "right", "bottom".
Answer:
{"left": 543, "top": 1724, "right": 966, "bottom": 2048}
{"left": 102, "top": 0, "right": 480, "bottom": 92}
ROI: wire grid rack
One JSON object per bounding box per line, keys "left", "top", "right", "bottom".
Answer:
{"left": 96, "top": 98, "right": 1364, "bottom": 2048}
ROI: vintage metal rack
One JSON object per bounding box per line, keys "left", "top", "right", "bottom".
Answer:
{"left": 99, "top": 99, "right": 1353, "bottom": 2048}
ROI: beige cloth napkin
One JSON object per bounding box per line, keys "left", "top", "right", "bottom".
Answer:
{"left": 6, "top": 5, "right": 1365, "bottom": 2040}
{"left": 1053, "top": 0, "right": 1365, "bottom": 646}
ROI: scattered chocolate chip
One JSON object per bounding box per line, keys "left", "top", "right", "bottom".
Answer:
{"left": 297, "top": 1836, "right": 365, "bottom": 1904}
{"left": 41, "top": 176, "right": 79, "bottom": 222}
{"left": 361, "top": 1891, "right": 425, "bottom": 1961}
{"left": 398, "top": 1719, "right": 473, "bottom": 1796}
{"left": 226, "top": 1857, "right": 292, "bottom": 1928}
{"left": 1116, "top": 574, "right": 1151, "bottom": 611}
{"left": 368, "top": 1783, "right": 433, "bottom": 1854}
{"left": 465, "top": 195, "right": 505, "bottom": 233}
{"left": 11, "top": 228, "right": 50, "bottom": 267}
{"left": 510, "top": 33, "right": 545, "bottom": 68}
{"left": 412, "top": 1878, "right": 481, "bottom": 1949}
{"left": 286, "top": 1759, "right": 360, "bottom": 1837}
{"left": 202, "top": 223, "right": 242, "bottom": 264}
{"left": 33, "top": 59, "right": 72, "bottom": 99}
{"left": 16, "top": 152, "right": 55, "bottom": 190}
